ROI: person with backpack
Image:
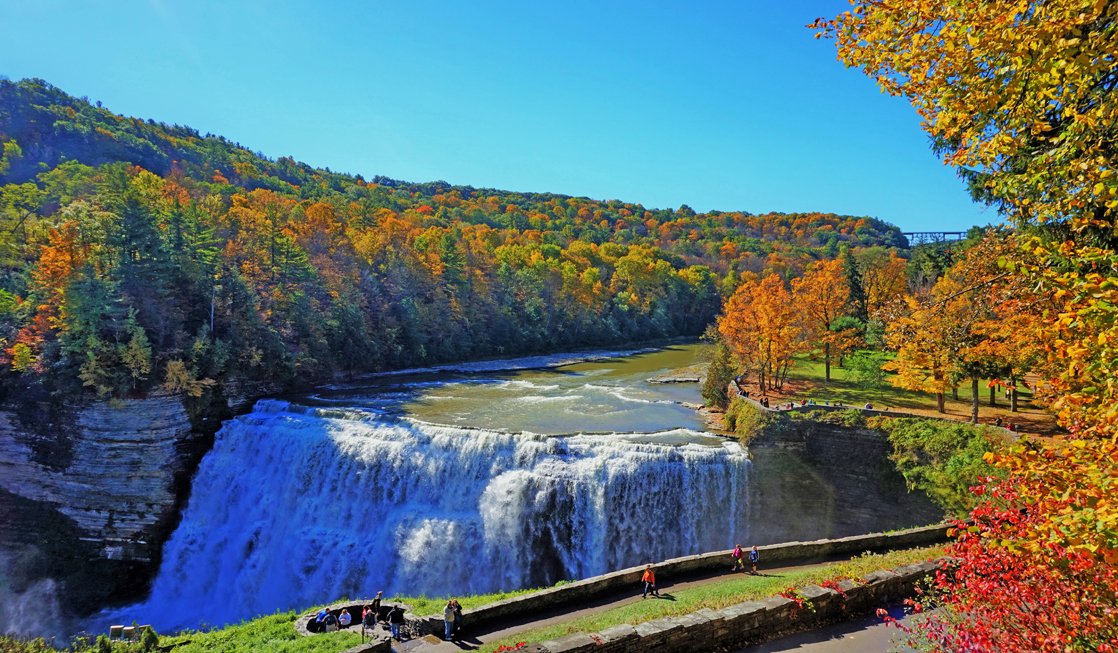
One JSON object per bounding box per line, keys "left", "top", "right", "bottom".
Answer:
{"left": 749, "top": 545, "right": 760, "bottom": 575}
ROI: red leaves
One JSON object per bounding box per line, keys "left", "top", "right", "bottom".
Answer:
{"left": 902, "top": 446, "right": 1118, "bottom": 652}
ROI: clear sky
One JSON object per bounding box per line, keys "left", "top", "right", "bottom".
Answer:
{"left": 0, "top": 1, "right": 996, "bottom": 232}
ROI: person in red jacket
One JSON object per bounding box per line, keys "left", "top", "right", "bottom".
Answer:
{"left": 732, "top": 544, "right": 747, "bottom": 572}
{"left": 641, "top": 564, "right": 660, "bottom": 598}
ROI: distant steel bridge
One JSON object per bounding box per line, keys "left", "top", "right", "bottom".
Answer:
{"left": 902, "top": 231, "right": 968, "bottom": 245}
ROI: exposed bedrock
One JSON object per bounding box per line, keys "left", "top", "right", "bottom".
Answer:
{"left": 746, "top": 418, "right": 944, "bottom": 543}
{"left": 0, "top": 394, "right": 225, "bottom": 619}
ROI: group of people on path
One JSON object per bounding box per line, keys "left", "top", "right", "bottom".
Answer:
{"left": 313, "top": 590, "right": 407, "bottom": 640}
{"left": 640, "top": 544, "right": 760, "bottom": 600}
{"left": 730, "top": 544, "right": 760, "bottom": 574}
{"left": 312, "top": 592, "right": 465, "bottom": 642}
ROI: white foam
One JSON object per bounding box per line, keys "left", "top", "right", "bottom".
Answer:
{"left": 103, "top": 401, "right": 750, "bottom": 633}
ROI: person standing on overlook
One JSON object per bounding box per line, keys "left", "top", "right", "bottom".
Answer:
{"left": 641, "top": 564, "right": 660, "bottom": 598}
{"left": 749, "top": 545, "right": 760, "bottom": 575}
{"left": 371, "top": 591, "right": 383, "bottom": 622}
{"left": 443, "top": 599, "right": 458, "bottom": 640}
{"left": 361, "top": 605, "right": 376, "bottom": 640}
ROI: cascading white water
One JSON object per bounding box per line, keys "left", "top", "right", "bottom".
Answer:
{"left": 117, "top": 399, "right": 750, "bottom": 632}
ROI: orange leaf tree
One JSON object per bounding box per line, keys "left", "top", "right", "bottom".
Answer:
{"left": 718, "top": 273, "right": 805, "bottom": 393}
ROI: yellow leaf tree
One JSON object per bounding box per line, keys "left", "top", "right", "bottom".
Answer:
{"left": 791, "top": 258, "right": 850, "bottom": 381}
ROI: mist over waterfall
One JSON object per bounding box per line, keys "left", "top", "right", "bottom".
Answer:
{"left": 124, "top": 399, "right": 750, "bottom": 632}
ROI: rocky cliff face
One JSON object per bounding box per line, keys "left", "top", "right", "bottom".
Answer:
{"left": 747, "top": 417, "right": 944, "bottom": 544}
{"left": 0, "top": 396, "right": 210, "bottom": 622}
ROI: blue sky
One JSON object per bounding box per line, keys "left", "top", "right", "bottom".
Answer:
{"left": 0, "top": 1, "right": 995, "bottom": 231}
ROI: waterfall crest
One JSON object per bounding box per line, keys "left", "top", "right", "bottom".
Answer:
{"left": 119, "top": 399, "right": 750, "bottom": 632}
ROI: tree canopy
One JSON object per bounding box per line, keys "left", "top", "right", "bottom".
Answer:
{"left": 0, "top": 78, "right": 911, "bottom": 400}
{"left": 818, "top": 1, "right": 1118, "bottom": 649}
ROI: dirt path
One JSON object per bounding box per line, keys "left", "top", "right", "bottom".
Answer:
{"left": 395, "top": 559, "right": 835, "bottom": 652}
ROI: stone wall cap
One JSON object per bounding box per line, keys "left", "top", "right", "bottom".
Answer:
{"left": 762, "top": 596, "right": 795, "bottom": 610}
{"left": 798, "top": 584, "right": 836, "bottom": 601}
{"left": 540, "top": 632, "right": 597, "bottom": 653}
{"left": 596, "top": 623, "right": 638, "bottom": 642}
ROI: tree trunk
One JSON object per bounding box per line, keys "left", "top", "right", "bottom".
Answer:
{"left": 936, "top": 392, "right": 946, "bottom": 413}
{"left": 971, "top": 376, "right": 980, "bottom": 424}
{"left": 952, "top": 386, "right": 959, "bottom": 400}
{"left": 1010, "top": 372, "right": 1019, "bottom": 412}
{"left": 824, "top": 342, "right": 831, "bottom": 382}
{"left": 989, "top": 384, "right": 997, "bottom": 407}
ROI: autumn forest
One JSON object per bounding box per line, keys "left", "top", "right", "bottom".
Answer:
{"left": 0, "top": 78, "right": 911, "bottom": 402}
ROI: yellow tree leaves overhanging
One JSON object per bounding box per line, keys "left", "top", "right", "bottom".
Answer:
{"left": 817, "top": 1, "right": 1118, "bottom": 648}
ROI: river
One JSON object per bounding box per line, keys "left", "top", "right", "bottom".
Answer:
{"left": 102, "top": 343, "right": 936, "bottom": 634}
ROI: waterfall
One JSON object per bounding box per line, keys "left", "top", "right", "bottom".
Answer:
{"left": 0, "top": 550, "right": 64, "bottom": 639}
{"left": 113, "top": 399, "right": 750, "bottom": 632}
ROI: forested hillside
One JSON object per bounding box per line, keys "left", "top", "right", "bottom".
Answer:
{"left": 0, "top": 78, "right": 908, "bottom": 399}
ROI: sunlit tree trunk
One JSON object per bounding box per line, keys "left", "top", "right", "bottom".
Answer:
{"left": 971, "top": 376, "right": 980, "bottom": 424}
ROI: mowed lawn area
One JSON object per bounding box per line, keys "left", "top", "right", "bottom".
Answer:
{"left": 742, "top": 353, "right": 1062, "bottom": 436}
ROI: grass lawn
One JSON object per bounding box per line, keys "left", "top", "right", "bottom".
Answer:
{"left": 481, "top": 546, "right": 944, "bottom": 652}
{"left": 745, "top": 353, "right": 1062, "bottom": 436}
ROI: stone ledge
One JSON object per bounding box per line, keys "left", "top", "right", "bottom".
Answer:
{"left": 449, "top": 523, "right": 950, "bottom": 634}
{"left": 532, "top": 557, "right": 945, "bottom": 653}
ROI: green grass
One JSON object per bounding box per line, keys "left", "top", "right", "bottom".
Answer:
{"left": 150, "top": 584, "right": 563, "bottom": 653}
{"left": 787, "top": 353, "right": 1037, "bottom": 414}
{"left": 481, "top": 546, "right": 944, "bottom": 652}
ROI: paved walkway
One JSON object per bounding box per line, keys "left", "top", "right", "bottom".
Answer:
{"left": 733, "top": 607, "right": 915, "bottom": 653}
{"left": 391, "top": 559, "right": 835, "bottom": 652}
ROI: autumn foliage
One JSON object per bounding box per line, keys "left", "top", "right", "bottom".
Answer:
{"left": 717, "top": 274, "right": 802, "bottom": 392}
{"left": 818, "top": 0, "right": 1118, "bottom": 649}
{"left": 0, "top": 79, "right": 908, "bottom": 399}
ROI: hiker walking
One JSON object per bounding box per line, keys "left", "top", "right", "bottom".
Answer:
{"left": 731, "top": 544, "right": 746, "bottom": 572}
{"left": 388, "top": 604, "right": 405, "bottom": 640}
{"left": 641, "top": 564, "right": 660, "bottom": 598}
{"left": 749, "top": 545, "right": 760, "bottom": 575}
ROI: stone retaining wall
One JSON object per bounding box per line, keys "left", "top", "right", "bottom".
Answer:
{"left": 533, "top": 559, "right": 943, "bottom": 653}
{"left": 446, "top": 524, "right": 948, "bottom": 635}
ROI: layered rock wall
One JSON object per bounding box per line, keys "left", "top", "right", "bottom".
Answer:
{"left": 0, "top": 396, "right": 206, "bottom": 607}
{"left": 746, "top": 417, "right": 944, "bottom": 542}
